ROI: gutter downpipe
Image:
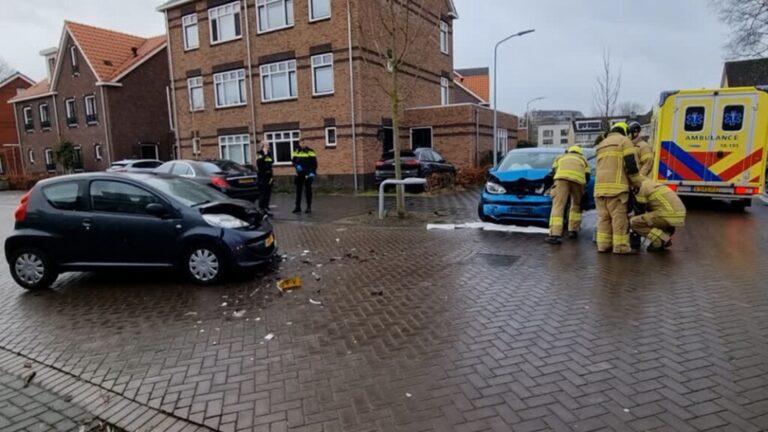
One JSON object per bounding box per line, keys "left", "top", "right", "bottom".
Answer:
{"left": 347, "top": 0, "right": 358, "bottom": 191}
{"left": 11, "top": 104, "right": 26, "bottom": 175}
{"left": 164, "top": 10, "right": 181, "bottom": 160}
{"left": 474, "top": 105, "right": 480, "bottom": 167}
{"left": 99, "top": 87, "right": 114, "bottom": 164}
{"left": 244, "top": 1, "right": 258, "bottom": 162}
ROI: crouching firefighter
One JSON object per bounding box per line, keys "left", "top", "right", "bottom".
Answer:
{"left": 627, "top": 175, "right": 686, "bottom": 252}
{"left": 545, "top": 146, "right": 591, "bottom": 245}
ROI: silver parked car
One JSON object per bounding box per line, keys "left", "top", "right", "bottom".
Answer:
{"left": 107, "top": 159, "right": 164, "bottom": 173}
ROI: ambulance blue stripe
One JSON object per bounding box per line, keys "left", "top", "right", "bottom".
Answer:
{"left": 660, "top": 141, "right": 722, "bottom": 182}
{"left": 658, "top": 161, "right": 683, "bottom": 181}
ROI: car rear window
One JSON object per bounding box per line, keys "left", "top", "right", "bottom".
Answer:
{"left": 199, "top": 162, "right": 227, "bottom": 175}
{"left": 382, "top": 151, "right": 416, "bottom": 160}
{"left": 209, "top": 160, "right": 250, "bottom": 174}
{"left": 134, "top": 161, "right": 162, "bottom": 169}
{"left": 43, "top": 182, "right": 82, "bottom": 211}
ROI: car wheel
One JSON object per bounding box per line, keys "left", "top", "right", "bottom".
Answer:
{"left": 184, "top": 244, "right": 226, "bottom": 285}
{"left": 10, "top": 248, "right": 57, "bottom": 290}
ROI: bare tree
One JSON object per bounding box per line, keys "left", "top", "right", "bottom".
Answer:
{"left": 358, "top": 0, "right": 431, "bottom": 218}
{"left": 592, "top": 48, "right": 622, "bottom": 123}
{"left": 616, "top": 101, "right": 646, "bottom": 116}
{"left": 0, "top": 57, "right": 13, "bottom": 82}
{"left": 711, "top": 0, "right": 768, "bottom": 59}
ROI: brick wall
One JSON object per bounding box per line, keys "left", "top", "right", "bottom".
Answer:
{"left": 1, "top": 77, "right": 32, "bottom": 145}
{"left": 14, "top": 95, "right": 58, "bottom": 175}
{"left": 107, "top": 48, "right": 173, "bottom": 162}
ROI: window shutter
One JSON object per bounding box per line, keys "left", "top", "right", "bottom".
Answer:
{"left": 235, "top": 12, "right": 241, "bottom": 36}
{"left": 211, "top": 19, "right": 219, "bottom": 42}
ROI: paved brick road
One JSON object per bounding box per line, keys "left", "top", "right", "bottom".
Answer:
{"left": 0, "top": 191, "right": 768, "bottom": 431}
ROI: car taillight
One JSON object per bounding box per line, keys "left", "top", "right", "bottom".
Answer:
{"left": 405, "top": 160, "right": 420, "bottom": 167}
{"left": 211, "top": 176, "right": 229, "bottom": 189}
{"left": 735, "top": 186, "right": 759, "bottom": 195}
{"left": 15, "top": 191, "right": 31, "bottom": 222}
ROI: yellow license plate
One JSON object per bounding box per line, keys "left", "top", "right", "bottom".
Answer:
{"left": 239, "top": 178, "right": 255, "bottom": 184}
{"left": 265, "top": 234, "right": 274, "bottom": 247}
{"left": 693, "top": 186, "right": 720, "bottom": 193}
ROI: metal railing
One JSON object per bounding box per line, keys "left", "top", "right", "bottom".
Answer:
{"left": 378, "top": 178, "right": 427, "bottom": 219}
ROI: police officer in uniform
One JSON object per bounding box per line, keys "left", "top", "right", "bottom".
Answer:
{"left": 256, "top": 142, "right": 274, "bottom": 216}
{"left": 292, "top": 144, "right": 317, "bottom": 214}
{"left": 545, "top": 146, "right": 591, "bottom": 244}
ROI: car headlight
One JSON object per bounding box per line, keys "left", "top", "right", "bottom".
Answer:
{"left": 203, "top": 214, "right": 249, "bottom": 229}
{"left": 485, "top": 182, "right": 507, "bottom": 194}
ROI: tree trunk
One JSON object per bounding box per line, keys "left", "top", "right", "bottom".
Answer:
{"left": 391, "top": 69, "right": 405, "bottom": 218}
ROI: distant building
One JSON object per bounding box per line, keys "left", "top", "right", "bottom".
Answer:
{"left": 527, "top": 110, "right": 582, "bottom": 145}
{"left": 721, "top": 58, "right": 768, "bottom": 87}
{"left": 9, "top": 21, "right": 172, "bottom": 175}
{"left": 569, "top": 112, "right": 652, "bottom": 147}
{"left": 0, "top": 72, "right": 35, "bottom": 176}
{"left": 538, "top": 121, "right": 572, "bottom": 148}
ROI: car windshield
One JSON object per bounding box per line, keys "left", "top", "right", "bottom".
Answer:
{"left": 497, "top": 152, "right": 560, "bottom": 171}
{"left": 140, "top": 176, "right": 229, "bottom": 207}
{"left": 206, "top": 160, "right": 251, "bottom": 174}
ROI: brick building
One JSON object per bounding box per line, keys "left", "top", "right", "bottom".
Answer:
{"left": 9, "top": 21, "right": 173, "bottom": 175}
{"left": 158, "top": 0, "right": 516, "bottom": 189}
{"left": 0, "top": 72, "right": 35, "bottom": 176}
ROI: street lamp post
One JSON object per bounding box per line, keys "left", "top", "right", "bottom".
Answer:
{"left": 525, "top": 96, "right": 546, "bottom": 144}
{"left": 493, "top": 29, "right": 535, "bottom": 166}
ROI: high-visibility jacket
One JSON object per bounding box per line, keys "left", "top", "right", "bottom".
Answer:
{"left": 634, "top": 138, "right": 654, "bottom": 177}
{"left": 292, "top": 147, "right": 317, "bottom": 175}
{"left": 594, "top": 133, "right": 636, "bottom": 197}
{"left": 635, "top": 179, "right": 687, "bottom": 225}
{"left": 553, "top": 153, "right": 590, "bottom": 185}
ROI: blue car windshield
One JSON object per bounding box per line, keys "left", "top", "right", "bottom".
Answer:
{"left": 498, "top": 152, "right": 559, "bottom": 171}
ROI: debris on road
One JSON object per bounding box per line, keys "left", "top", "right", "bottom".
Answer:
{"left": 426, "top": 222, "right": 549, "bottom": 234}
{"left": 264, "top": 333, "right": 275, "bottom": 341}
{"left": 232, "top": 310, "right": 246, "bottom": 318}
{"left": 277, "top": 277, "right": 303, "bottom": 291}
{"left": 249, "top": 287, "right": 261, "bottom": 297}
{"left": 309, "top": 299, "right": 322, "bottom": 305}
{"left": 220, "top": 302, "right": 228, "bottom": 307}
{"left": 370, "top": 290, "right": 384, "bottom": 296}
{"left": 184, "top": 312, "right": 198, "bottom": 316}
{"left": 405, "top": 393, "right": 412, "bottom": 398}
{"left": 312, "top": 272, "right": 321, "bottom": 281}
{"left": 23, "top": 371, "right": 36, "bottom": 388}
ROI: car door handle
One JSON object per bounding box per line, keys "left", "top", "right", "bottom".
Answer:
{"left": 82, "top": 218, "right": 92, "bottom": 230}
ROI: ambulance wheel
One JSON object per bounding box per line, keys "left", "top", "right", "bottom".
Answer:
{"left": 730, "top": 199, "right": 749, "bottom": 212}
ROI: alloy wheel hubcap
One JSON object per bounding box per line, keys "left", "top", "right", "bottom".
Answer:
{"left": 15, "top": 253, "right": 44, "bottom": 285}
{"left": 189, "top": 249, "right": 219, "bottom": 282}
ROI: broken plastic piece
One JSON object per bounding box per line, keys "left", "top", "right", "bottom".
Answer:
{"left": 277, "top": 277, "right": 303, "bottom": 291}
{"left": 232, "top": 310, "right": 246, "bottom": 318}
{"left": 220, "top": 302, "right": 228, "bottom": 307}
{"left": 184, "top": 312, "right": 198, "bottom": 316}
{"left": 264, "top": 333, "right": 275, "bottom": 341}
{"left": 309, "top": 299, "right": 322, "bottom": 305}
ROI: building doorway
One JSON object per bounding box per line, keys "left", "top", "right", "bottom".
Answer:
{"left": 140, "top": 143, "right": 159, "bottom": 160}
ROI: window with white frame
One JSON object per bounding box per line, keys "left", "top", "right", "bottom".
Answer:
{"left": 70, "top": 46, "right": 79, "bottom": 71}
{"left": 219, "top": 134, "right": 251, "bottom": 165}
{"left": 85, "top": 95, "right": 97, "bottom": 123}
{"left": 325, "top": 127, "right": 337, "bottom": 147}
{"left": 182, "top": 14, "right": 199, "bottom": 50}
{"left": 94, "top": 144, "right": 103, "bottom": 161}
{"left": 260, "top": 60, "right": 297, "bottom": 102}
{"left": 214, "top": 69, "right": 246, "bottom": 108}
{"left": 23, "top": 107, "right": 33, "bottom": 130}
{"left": 309, "top": 0, "right": 330, "bottom": 21}
{"left": 209, "top": 1, "right": 242, "bottom": 44}
{"left": 265, "top": 130, "right": 300, "bottom": 164}
{"left": 28, "top": 150, "right": 35, "bottom": 164}
{"left": 45, "top": 148, "right": 55, "bottom": 169}
{"left": 188, "top": 76, "right": 205, "bottom": 111}
{"left": 39, "top": 104, "right": 50, "bottom": 128}
{"left": 257, "top": 0, "right": 294, "bottom": 32}
{"left": 65, "top": 99, "right": 77, "bottom": 125}
{"left": 311, "top": 53, "right": 334, "bottom": 95}
{"left": 440, "top": 77, "right": 450, "bottom": 105}
{"left": 440, "top": 21, "right": 449, "bottom": 54}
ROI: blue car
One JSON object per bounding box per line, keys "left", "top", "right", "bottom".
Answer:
{"left": 478, "top": 148, "right": 596, "bottom": 225}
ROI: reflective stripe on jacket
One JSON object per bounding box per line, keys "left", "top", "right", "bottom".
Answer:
{"left": 292, "top": 147, "right": 318, "bottom": 174}
{"left": 594, "top": 133, "right": 636, "bottom": 197}
{"left": 636, "top": 179, "right": 687, "bottom": 225}
{"left": 553, "top": 153, "right": 590, "bottom": 185}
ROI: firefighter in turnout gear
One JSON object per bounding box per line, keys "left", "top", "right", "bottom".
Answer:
{"left": 256, "top": 142, "right": 274, "bottom": 216}
{"left": 594, "top": 122, "right": 639, "bottom": 254}
{"left": 629, "top": 121, "right": 654, "bottom": 177}
{"left": 629, "top": 176, "right": 687, "bottom": 252}
{"left": 292, "top": 144, "right": 318, "bottom": 214}
{"left": 545, "top": 146, "right": 591, "bottom": 245}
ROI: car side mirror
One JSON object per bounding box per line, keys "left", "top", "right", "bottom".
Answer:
{"left": 145, "top": 203, "right": 169, "bottom": 217}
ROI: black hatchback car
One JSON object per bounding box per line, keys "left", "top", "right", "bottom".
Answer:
{"left": 374, "top": 148, "right": 456, "bottom": 183}
{"left": 155, "top": 160, "right": 260, "bottom": 202}
{"left": 5, "top": 173, "right": 276, "bottom": 290}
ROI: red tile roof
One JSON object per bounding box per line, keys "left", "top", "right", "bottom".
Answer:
{"left": 65, "top": 21, "right": 166, "bottom": 82}
{"left": 8, "top": 79, "right": 51, "bottom": 103}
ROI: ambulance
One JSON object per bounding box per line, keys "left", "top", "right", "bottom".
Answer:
{"left": 652, "top": 87, "right": 768, "bottom": 209}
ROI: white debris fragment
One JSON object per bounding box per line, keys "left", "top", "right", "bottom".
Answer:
{"left": 335, "top": 238, "right": 340, "bottom": 243}
{"left": 249, "top": 287, "right": 261, "bottom": 297}
{"left": 184, "top": 312, "right": 197, "bottom": 316}
{"left": 255, "top": 317, "right": 261, "bottom": 321}
{"left": 286, "top": 321, "right": 293, "bottom": 326}
{"left": 232, "top": 310, "right": 246, "bottom": 318}
{"left": 220, "top": 302, "right": 228, "bottom": 307}
{"left": 200, "top": 329, "right": 205, "bottom": 333}
{"left": 264, "top": 333, "right": 275, "bottom": 341}
{"left": 426, "top": 222, "right": 549, "bottom": 234}
{"left": 309, "top": 299, "right": 322, "bottom": 305}
{"left": 405, "top": 393, "right": 412, "bottom": 398}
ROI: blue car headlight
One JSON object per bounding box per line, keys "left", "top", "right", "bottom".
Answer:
{"left": 485, "top": 182, "right": 507, "bottom": 195}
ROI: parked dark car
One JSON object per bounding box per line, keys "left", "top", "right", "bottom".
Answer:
{"left": 375, "top": 148, "right": 456, "bottom": 183}
{"left": 5, "top": 173, "right": 276, "bottom": 290}
{"left": 155, "top": 159, "right": 260, "bottom": 202}
{"left": 107, "top": 159, "right": 164, "bottom": 173}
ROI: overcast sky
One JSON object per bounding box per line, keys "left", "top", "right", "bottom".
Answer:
{"left": 1, "top": 0, "right": 731, "bottom": 116}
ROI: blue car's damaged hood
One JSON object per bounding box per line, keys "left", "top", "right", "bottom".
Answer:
{"left": 489, "top": 168, "right": 550, "bottom": 182}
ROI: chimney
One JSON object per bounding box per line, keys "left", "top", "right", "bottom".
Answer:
{"left": 131, "top": 47, "right": 138, "bottom": 57}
